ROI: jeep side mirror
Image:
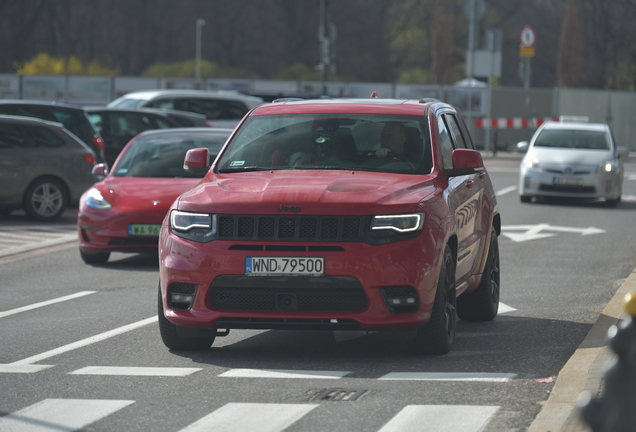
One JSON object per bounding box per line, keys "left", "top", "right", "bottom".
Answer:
{"left": 184, "top": 148, "right": 210, "bottom": 175}
{"left": 445, "top": 149, "right": 485, "bottom": 177}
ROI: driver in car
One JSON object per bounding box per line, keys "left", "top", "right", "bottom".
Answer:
{"left": 375, "top": 122, "right": 407, "bottom": 159}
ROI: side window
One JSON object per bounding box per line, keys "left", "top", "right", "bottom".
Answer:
{"left": 151, "top": 116, "right": 173, "bottom": 129}
{"left": 23, "top": 125, "right": 66, "bottom": 147}
{"left": 110, "top": 113, "right": 154, "bottom": 136}
{"left": 0, "top": 123, "right": 28, "bottom": 148}
{"left": 89, "top": 113, "right": 104, "bottom": 134}
{"left": 444, "top": 114, "right": 468, "bottom": 149}
{"left": 146, "top": 99, "right": 175, "bottom": 110}
{"left": 456, "top": 115, "right": 476, "bottom": 150}
{"left": 437, "top": 116, "right": 454, "bottom": 169}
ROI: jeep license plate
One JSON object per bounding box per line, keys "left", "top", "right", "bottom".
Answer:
{"left": 245, "top": 257, "right": 324, "bottom": 277}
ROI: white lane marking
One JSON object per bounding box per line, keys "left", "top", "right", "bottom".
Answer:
{"left": 622, "top": 194, "right": 636, "bottom": 202}
{"left": 502, "top": 223, "right": 605, "bottom": 242}
{"left": 627, "top": 174, "right": 636, "bottom": 180}
{"left": 495, "top": 185, "right": 517, "bottom": 196}
{"left": 8, "top": 316, "right": 157, "bottom": 366}
{"left": 0, "top": 398, "right": 134, "bottom": 432}
{"left": 219, "top": 369, "right": 350, "bottom": 379}
{"left": 70, "top": 366, "right": 201, "bottom": 377}
{"left": 379, "top": 372, "right": 516, "bottom": 382}
{"left": 179, "top": 403, "right": 317, "bottom": 432}
{"left": 0, "top": 364, "right": 54, "bottom": 373}
{"left": 498, "top": 302, "right": 517, "bottom": 314}
{"left": 378, "top": 405, "right": 499, "bottom": 432}
{"left": 0, "top": 291, "right": 96, "bottom": 319}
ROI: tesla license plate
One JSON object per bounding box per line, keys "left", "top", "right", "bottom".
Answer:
{"left": 245, "top": 257, "right": 324, "bottom": 277}
{"left": 554, "top": 177, "right": 582, "bottom": 186}
{"left": 128, "top": 224, "right": 161, "bottom": 236}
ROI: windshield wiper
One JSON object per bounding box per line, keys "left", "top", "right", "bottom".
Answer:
{"left": 219, "top": 166, "right": 264, "bottom": 173}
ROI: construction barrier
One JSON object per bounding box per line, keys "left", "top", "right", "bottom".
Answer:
{"left": 474, "top": 117, "right": 558, "bottom": 129}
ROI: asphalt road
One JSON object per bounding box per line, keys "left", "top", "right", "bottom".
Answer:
{"left": 1, "top": 155, "right": 636, "bottom": 431}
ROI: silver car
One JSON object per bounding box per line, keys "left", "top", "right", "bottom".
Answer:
{"left": 518, "top": 117, "right": 628, "bottom": 206}
{"left": 107, "top": 90, "right": 264, "bottom": 129}
{"left": 0, "top": 115, "right": 97, "bottom": 220}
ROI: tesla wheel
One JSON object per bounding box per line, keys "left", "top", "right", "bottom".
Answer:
{"left": 80, "top": 249, "right": 110, "bottom": 264}
{"left": 23, "top": 177, "right": 67, "bottom": 221}
{"left": 457, "top": 226, "right": 500, "bottom": 322}
{"left": 158, "top": 286, "right": 215, "bottom": 350}
{"left": 413, "top": 245, "right": 456, "bottom": 355}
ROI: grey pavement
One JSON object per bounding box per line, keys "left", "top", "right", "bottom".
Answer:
{"left": 0, "top": 154, "right": 633, "bottom": 432}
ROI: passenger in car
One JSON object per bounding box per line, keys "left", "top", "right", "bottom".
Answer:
{"left": 375, "top": 122, "right": 407, "bottom": 158}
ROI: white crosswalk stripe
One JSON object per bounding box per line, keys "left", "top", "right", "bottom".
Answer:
{"left": 219, "top": 369, "right": 350, "bottom": 379}
{"left": 0, "top": 225, "right": 77, "bottom": 257}
{"left": 377, "top": 405, "right": 499, "bottom": 432}
{"left": 0, "top": 398, "right": 134, "bottom": 432}
{"left": 179, "top": 403, "right": 317, "bottom": 432}
{"left": 0, "top": 400, "right": 502, "bottom": 432}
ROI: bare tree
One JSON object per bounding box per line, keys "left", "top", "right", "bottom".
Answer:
{"left": 556, "top": 2, "right": 582, "bottom": 87}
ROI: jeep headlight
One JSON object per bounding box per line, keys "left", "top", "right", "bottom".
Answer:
{"left": 171, "top": 210, "right": 213, "bottom": 232}
{"left": 371, "top": 213, "right": 424, "bottom": 233}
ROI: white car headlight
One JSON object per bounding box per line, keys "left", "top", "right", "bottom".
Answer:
{"left": 522, "top": 157, "right": 541, "bottom": 171}
{"left": 85, "top": 188, "right": 112, "bottom": 210}
{"left": 371, "top": 213, "right": 424, "bottom": 233}
{"left": 597, "top": 161, "right": 616, "bottom": 173}
{"left": 171, "top": 210, "right": 213, "bottom": 232}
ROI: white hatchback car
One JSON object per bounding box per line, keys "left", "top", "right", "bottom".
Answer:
{"left": 518, "top": 117, "right": 628, "bottom": 206}
{"left": 107, "top": 90, "right": 264, "bottom": 129}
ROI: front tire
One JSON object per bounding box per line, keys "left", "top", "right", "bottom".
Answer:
{"left": 80, "top": 249, "right": 110, "bottom": 264}
{"left": 158, "top": 286, "right": 215, "bottom": 350}
{"left": 412, "top": 245, "right": 457, "bottom": 355}
{"left": 23, "top": 177, "right": 67, "bottom": 221}
{"left": 457, "top": 226, "right": 500, "bottom": 322}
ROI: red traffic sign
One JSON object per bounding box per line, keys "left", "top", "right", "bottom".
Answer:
{"left": 520, "top": 26, "right": 535, "bottom": 47}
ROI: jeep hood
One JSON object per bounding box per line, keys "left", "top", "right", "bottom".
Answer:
{"left": 176, "top": 170, "right": 436, "bottom": 215}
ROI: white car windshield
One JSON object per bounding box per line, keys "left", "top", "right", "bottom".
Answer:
{"left": 534, "top": 129, "right": 610, "bottom": 150}
{"left": 215, "top": 113, "right": 432, "bottom": 174}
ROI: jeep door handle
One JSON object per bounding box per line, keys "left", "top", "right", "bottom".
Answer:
{"left": 465, "top": 180, "right": 475, "bottom": 188}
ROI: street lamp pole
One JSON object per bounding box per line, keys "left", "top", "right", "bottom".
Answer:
{"left": 195, "top": 18, "right": 206, "bottom": 82}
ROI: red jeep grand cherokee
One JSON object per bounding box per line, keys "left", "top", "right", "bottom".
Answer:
{"left": 158, "top": 97, "right": 501, "bottom": 354}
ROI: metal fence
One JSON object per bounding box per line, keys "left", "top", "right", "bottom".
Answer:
{"left": 1, "top": 74, "right": 634, "bottom": 151}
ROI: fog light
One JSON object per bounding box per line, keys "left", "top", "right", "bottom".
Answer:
{"left": 168, "top": 283, "right": 197, "bottom": 310}
{"left": 380, "top": 286, "right": 419, "bottom": 314}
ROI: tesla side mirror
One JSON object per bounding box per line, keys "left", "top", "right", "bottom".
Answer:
{"left": 184, "top": 148, "right": 210, "bottom": 175}
{"left": 91, "top": 163, "right": 108, "bottom": 176}
{"left": 445, "top": 149, "right": 485, "bottom": 177}
{"left": 516, "top": 141, "right": 529, "bottom": 152}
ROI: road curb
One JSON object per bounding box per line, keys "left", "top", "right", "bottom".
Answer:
{"left": 527, "top": 268, "right": 636, "bottom": 432}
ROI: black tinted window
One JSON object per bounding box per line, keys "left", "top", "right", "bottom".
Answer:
{"left": 0, "top": 123, "right": 28, "bottom": 148}
{"left": 24, "top": 126, "right": 66, "bottom": 147}
{"left": 146, "top": 98, "right": 248, "bottom": 120}
{"left": 444, "top": 114, "right": 468, "bottom": 149}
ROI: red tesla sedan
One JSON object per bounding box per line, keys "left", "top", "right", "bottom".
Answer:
{"left": 77, "top": 128, "right": 232, "bottom": 264}
{"left": 158, "top": 98, "right": 501, "bottom": 354}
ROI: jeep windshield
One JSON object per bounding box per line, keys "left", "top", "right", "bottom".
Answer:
{"left": 216, "top": 114, "right": 433, "bottom": 174}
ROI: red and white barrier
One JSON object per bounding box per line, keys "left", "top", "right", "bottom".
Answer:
{"left": 474, "top": 117, "right": 558, "bottom": 129}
